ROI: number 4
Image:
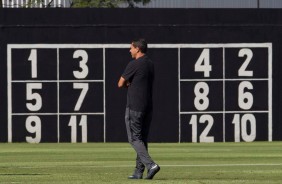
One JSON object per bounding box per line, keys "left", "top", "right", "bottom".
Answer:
{"left": 195, "top": 49, "right": 212, "bottom": 77}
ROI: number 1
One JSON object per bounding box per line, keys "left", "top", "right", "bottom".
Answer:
{"left": 28, "top": 49, "right": 37, "bottom": 78}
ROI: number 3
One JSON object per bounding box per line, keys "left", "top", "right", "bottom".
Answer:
{"left": 73, "top": 50, "right": 89, "bottom": 79}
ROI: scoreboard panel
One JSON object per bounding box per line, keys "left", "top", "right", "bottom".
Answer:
{"left": 7, "top": 43, "right": 272, "bottom": 143}
{"left": 8, "top": 45, "right": 105, "bottom": 143}
{"left": 179, "top": 43, "right": 272, "bottom": 143}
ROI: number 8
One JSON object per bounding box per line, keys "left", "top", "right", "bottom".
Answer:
{"left": 194, "top": 82, "right": 209, "bottom": 111}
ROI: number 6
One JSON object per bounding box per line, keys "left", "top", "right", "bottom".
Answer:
{"left": 238, "top": 81, "right": 253, "bottom": 110}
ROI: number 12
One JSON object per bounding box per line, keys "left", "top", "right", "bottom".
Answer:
{"left": 189, "top": 115, "right": 214, "bottom": 143}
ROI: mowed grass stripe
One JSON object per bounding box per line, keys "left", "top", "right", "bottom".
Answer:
{"left": 0, "top": 142, "right": 281, "bottom": 184}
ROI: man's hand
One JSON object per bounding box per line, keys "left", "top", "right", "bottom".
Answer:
{"left": 118, "top": 77, "right": 129, "bottom": 88}
{"left": 126, "top": 82, "right": 131, "bottom": 87}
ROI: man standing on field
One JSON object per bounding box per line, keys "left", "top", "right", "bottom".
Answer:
{"left": 118, "top": 39, "right": 160, "bottom": 180}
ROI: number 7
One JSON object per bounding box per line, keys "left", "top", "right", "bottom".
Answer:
{"left": 73, "top": 83, "right": 89, "bottom": 111}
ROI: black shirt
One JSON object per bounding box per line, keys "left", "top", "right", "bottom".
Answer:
{"left": 122, "top": 55, "right": 154, "bottom": 112}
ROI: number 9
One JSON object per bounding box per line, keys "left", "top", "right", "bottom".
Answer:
{"left": 26, "top": 116, "right": 41, "bottom": 143}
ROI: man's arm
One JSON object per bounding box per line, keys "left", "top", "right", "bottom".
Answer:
{"left": 118, "top": 76, "right": 130, "bottom": 88}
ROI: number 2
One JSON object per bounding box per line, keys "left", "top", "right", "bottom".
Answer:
{"left": 238, "top": 48, "right": 253, "bottom": 76}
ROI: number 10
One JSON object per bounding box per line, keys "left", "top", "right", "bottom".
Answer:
{"left": 232, "top": 114, "right": 256, "bottom": 142}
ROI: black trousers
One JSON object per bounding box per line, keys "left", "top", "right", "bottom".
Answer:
{"left": 125, "top": 108, "right": 155, "bottom": 173}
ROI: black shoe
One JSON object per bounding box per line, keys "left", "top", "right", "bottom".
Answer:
{"left": 145, "top": 164, "right": 160, "bottom": 179}
{"left": 128, "top": 174, "right": 143, "bottom": 179}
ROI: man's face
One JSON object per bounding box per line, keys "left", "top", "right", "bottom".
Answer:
{"left": 129, "top": 43, "right": 139, "bottom": 59}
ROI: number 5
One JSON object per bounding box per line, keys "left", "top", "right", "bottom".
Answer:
{"left": 26, "top": 83, "right": 42, "bottom": 111}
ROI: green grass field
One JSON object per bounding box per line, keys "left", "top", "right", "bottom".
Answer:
{"left": 0, "top": 142, "right": 282, "bottom": 183}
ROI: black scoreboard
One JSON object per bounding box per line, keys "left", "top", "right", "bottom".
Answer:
{"left": 179, "top": 43, "right": 272, "bottom": 143}
{"left": 8, "top": 44, "right": 105, "bottom": 143}
{"left": 7, "top": 43, "right": 272, "bottom": 143}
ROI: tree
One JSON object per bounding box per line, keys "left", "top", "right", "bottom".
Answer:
{"left": 70, "top": 0, "right": 151, "bottom": 8}
{"left": 125, "top": 0, "right": 151, "bottom": 8}
{"left": 0, "top": 0, "right": 151, "bottom": 8}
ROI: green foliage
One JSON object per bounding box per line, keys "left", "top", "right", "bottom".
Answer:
{"left": 71, "top": 0, "right": 151, "bottom": 8}
{"left": 125, "top": 0, "right": 151, "bottom": 8}
{"left": 71, "top": 0, "right": 119, "bottom": 8}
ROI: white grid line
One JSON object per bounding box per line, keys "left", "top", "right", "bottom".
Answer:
{"left": 223, "top": 47, "right": 226, "bottom": 142}
{"left": 57, "top": 48, "right": 60, "bottom": 143}
{"left": 11, "top": 80, "right": 104, "bottom": 83}
{"left": 7, "top": 45, "right": 12, "bottom": 143}
{"left": 180, "top": 78, "right": 269, "bottom": 81}
{"left": 12, "top": 113, "right": 105, "bottom": 115}
{"left": 268, "top": 46, "right": 273, "bottom": 141}
{"left": 178, "top": 47, "right": 181, "bottom": 143}
{"left": 103, "top": 47, "right": 106, "bottom": 143}
{"left": 180, "top": 111, "right": 270, "bottom": 114}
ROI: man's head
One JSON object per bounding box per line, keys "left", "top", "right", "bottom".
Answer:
{"left": 130, "top": 38, "right": 147, "bottom": 59}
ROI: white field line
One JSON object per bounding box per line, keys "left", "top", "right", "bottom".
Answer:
{"left": 18, "top": 163, "right": 282, "bottom": 169}
{"left": 87, "top": 163, "right": 282, "bottom": 168}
